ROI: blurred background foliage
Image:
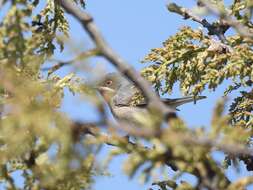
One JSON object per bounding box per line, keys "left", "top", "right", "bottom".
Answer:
{"left": 0, "top": 0, "right": 99, "bottom": 189}
{"left": 0, "top": 0, "right": 252, "bottom": 190}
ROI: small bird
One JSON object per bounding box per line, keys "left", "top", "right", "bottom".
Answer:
{"left": 97, "top": 72, "right": 206, "bottom": 126}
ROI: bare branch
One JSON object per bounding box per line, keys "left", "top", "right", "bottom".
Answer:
{"left": 58, "top": 0, "right": 176, "bottom": 117}
{"left": 167, "top": 3, "right": 229, "bottom": 42}
{"left": 198, "top": 0, "right": 253, "bottom": 39}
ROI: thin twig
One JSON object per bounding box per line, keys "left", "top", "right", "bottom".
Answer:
{"left": 58, "top": 0, "right": 176, "bottom": 117}
{"left": 42, "top": 48, "right": 99, "bottom": 76}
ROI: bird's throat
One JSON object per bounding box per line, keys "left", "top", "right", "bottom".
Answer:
{"left": 98, "top": 87, "right": 115, "bottom": 103}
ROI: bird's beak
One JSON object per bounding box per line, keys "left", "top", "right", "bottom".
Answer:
{"left": 96, "top": 86, "right": 116, "bottom": 103}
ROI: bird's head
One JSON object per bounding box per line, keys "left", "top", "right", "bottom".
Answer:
{"left": 96, "top": 73, "right": 125, "bottom": 103}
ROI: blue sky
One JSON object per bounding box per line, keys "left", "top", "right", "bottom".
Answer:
{"left": 57, "top": 0, "right": 252, "bottom": 190}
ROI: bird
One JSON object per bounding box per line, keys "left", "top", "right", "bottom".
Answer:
{"left": 96, "top": 72, "right": 206, "bottom": 127}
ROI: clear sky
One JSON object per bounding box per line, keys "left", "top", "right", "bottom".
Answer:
{"left": 57, "top": 1, "right": 252, "bottom": 190}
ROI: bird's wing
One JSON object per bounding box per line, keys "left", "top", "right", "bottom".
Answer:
{"left": 113, "top": 81, "right": 206, "bottom": 108}
{"left": 113, "top": 83, "right": 148, "bottom": 107}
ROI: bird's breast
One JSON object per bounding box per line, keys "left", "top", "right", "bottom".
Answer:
{"left": 109, "top": 103, "right": 148, "bottom": 122}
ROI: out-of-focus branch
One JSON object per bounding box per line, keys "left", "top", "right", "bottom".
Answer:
{"left": 182, "top": 134, "right": 253, "bottom": 156}
{"left": 227, "top": 176, "right": 253, "bottom": 189}
{"left": 70, "top": 121, "right": 178, "bottom": 170}
{"left": 70, "top": 120, "right": 159, "bottom": 140}
{"left": 113, "top": 122, "right": 253, "bottom": 157}
{"left": 70, "top": 121, "right": 101, "bottom": 141}
{"left": 0, "top": 0, "right": 5, "bottom": 8}
{"left": 70, "top": 120, "right": 253, "bottom": 157}
{"left": 70, "top": 121, "right": 150, "bottom": 151}
{"left": 58, "top": 0, "right": 176, "bottom": 117}
{"left": 167, "top": 3, "right": 229, "bottom": 42}
{"left": 198, "top": 0, "right": 253, "bottom": 39}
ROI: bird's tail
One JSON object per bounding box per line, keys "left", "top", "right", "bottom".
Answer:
{"left": 163, "top": 96, "right": 206, "bottom": 108}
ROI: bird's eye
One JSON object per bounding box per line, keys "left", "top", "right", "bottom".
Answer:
{"left": 106, "top": 80, "right": 113, "bottom": 86}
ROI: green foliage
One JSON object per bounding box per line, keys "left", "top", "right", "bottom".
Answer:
{"left": 142, "top": 26, "right": 253, "bottom": 132}
{"left": 0, "top": 67, "right": 98, "bottom": 189}
{"left": 0, "top": 0, "right": 99, "bottom": 189}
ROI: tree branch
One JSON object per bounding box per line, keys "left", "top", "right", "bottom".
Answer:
{"left": 70, "top": 121, "right": 178, "bottom": 170}
{"left": 198, "top": 0, "right": 253, "bottom": 39}
{"left": 167, "top": 3, "right": 229, "bottom": 42}
{"left": 182, "top": 134, "right": 253, "bottom": 157}
{"left": 58, "top": 0, "right": 176, "bottom": 117}
{"left": 70, "top": 120, "right": 253, "bottom": 157}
